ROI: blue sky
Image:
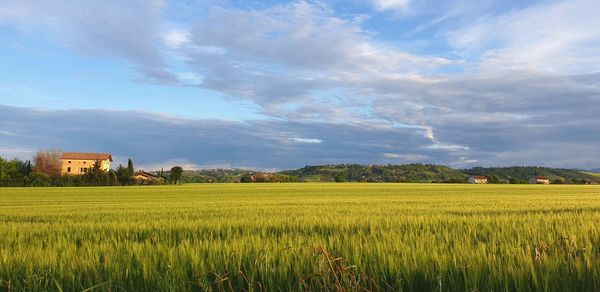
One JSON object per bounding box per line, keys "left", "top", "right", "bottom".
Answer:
{"left": 1, "top": 0, "right": 599, "bottom": 170}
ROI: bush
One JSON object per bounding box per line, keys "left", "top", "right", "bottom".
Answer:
{"left": 334, "top": 174, "right": 347, "bottom": 182}
{"left": 0, "top": 178, "right": 26, "bottom": 187}
{"left": 240, "top": 174, "right": 253, "bottom": 183}
{"left": 25, "top": 173, "right": 52, "bottom": 187}
{"left": 54, "top": 175, "right": 84, "bottom": 187}
{"left": 143, "top": 177, "right": 166, "bottom": 185}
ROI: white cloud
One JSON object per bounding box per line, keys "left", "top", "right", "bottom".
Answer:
{"left": 176, "top": 72, "right": 203, "bottom": 85}
{"left": 447, "top": 0, "right": 600, "bottom": 74}
{"left": 0, "top": 0, "right": 177, "bottom": 84}
{"left": 291, "top": 138, "right": 323, "bottom": 144}
{"left": 383, "top": 153, "right": 428, "bottom": 161}
{"left": 180, "top": 0, "right": 453, "bottom": 112}
{"left": 427, "top": 144, "right": 469, "bottom": 151}
{"left": 372, "top": 0, "right": 411, "bottom": 11}
{"left": 162, "top": 30, "right": 190, "bottom": 49}
{"left": 0, "top": 147, "right": 34, "bottom": 160}
{"left": 423, "top": 127, "right": 435, "bottom": 140}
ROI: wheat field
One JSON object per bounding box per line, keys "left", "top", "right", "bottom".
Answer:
{"left": 1, "top": 183, "right": 599, "bottom": 291}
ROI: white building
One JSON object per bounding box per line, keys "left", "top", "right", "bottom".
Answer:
{"left": 529, "top": 176, "right": 550, "bottom": 184}
{"left": 468, "top": 176, "right": 488, "bottom": 184}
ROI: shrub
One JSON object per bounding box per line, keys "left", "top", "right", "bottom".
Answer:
{"left": 25, "top": 172, "right": 52, "bottom": 187}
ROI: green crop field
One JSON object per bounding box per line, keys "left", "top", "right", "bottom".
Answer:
{"left": 1, "top": 184, "right": 600, "bottom": 291}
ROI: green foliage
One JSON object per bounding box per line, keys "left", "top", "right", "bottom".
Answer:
{"left": 170, "top": 166, "right": 183, "bottom": 184}
{"left": 2, "top": 155, "right": 599, "bottom": 187}
{"left": 127, "top": 158, "right": 135, "bottom": 177}
{"left": 0, "top": 157, "right": 32, "bottom": 186}
{"left": 1, "top": 184, "right": 600, "bottom": 291}
{"left": 464, "top": 166, "right": 600, "bottom": 184}
{"left": 1, "top": 156, "right": 155, "bottom": 187}
{"left": 267, "top": 173, "right": 298, "bottom": 182}
{"left": 509, "top": 177, "right": 526, "bottom": 184}
{"left": 175, "top": 169, "right": 258, "bottom": 183}
{"left": 281, "top": 164, "right": 468, "bottom": 183}
{"left": 487, "top": 174, "right": 502, "bottom": 184}
{"left": 334, "top": 173, "right": 347, "bottom": 182}
{"left": 24, "top": 172, "right": 52, "bottom": 187}
{"left": 240, "top": 173, "right": 253, "bottom": 183}
{"left": 116, "top": 164, "right": 132, "bottom": 186}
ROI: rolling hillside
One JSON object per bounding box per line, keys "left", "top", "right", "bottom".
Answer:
{"left": 165, "top": 165, "right": 599, "bottom": 184}
{"left": 280, "top": 164, "right": 468, "bottom": 183}
{"left": 463, "top": 166, "right": 600, "bottom": 183}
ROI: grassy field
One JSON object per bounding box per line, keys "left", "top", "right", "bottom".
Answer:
{"left": 584, "top": 172, "right": 600, "bottom": 178}
{"left": 1, "top": 184, "right": 599, "bottom": 291}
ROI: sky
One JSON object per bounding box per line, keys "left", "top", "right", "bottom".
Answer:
{"left": 1, "top": 0, "right": 599, "bottom": 170}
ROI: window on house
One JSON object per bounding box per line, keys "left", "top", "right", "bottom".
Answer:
{"left": 67, "top": 167, "right": 71, "bottom": 172}
{"left": 68, "top": 161, "right": 72, "bottom": 164}
{"left": 83, "top": 168, "right": 87, "bottom": 173}
{"left": 83, "top": 161, "right": 86, "bottom": 164}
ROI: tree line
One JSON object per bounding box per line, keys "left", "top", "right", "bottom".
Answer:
{"left": 463, "top": 166, "right": 599, "bottom": 184}
{"left": 3, "top": 153, "right": 598, "bottom": 186}
{"left": 0, "top": 150, "right": 184, "bottom": 187}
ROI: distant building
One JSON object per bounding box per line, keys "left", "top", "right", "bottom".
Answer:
{"left": 60, "top": 152, "right": 112, "bottom": 175}
{"left": 468, "top": 176, "right": 488, "bottom": 184}
{"left": 134, "top": 170, "right": 159, "bottom": 180}
{"left": 529, "top": 176, "right": 550, "bottom": 184}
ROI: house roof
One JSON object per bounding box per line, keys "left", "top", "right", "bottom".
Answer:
{"left": 135, "top": 171, "right": 158, "bottom": 178}
{"left": 471, "top": 176, "right": 488, "bottom": 180}
{"left": 60, "top": 152, "right": 113, "bottom": 162}
{"left": 534, "top": 176, "right": 549, "bottom": 180}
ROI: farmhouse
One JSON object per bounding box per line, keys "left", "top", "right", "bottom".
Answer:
{"left": 134, "top": 170, "right": 159, "bottom": 180}
{"left": 529, "top": 176, "right": 550, "bottom": 184}
{"left": 468, "top": 176, "right": 488, "bottom": 184}
{"left": 59, "top": 152, "right": 112, "bottom": 175}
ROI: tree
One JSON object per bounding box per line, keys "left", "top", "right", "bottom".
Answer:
{"left": 116, "top": 164, "right": 131, "bottom": 185}
{"left": 240, "top": 173, "right": 253, "bottom": 183}
{"left": 170, "top": 166, "right": 183, "bottom": 184}
{"left": 33, "top": 149, "right": 62, "bottom": 178}
{"left": 107, "top": 170, "right": 118, "bottom": 186}
{"left": 127, "top": 159, "right": 135, "bottom": 177}
{"left": 0, "top": 157, "right": 5, "bottom": 179}
{"left": 254, "top": 172, "right": 269, "bottom": 183}
{"left": 84, "top": 159, "right": 107, "bottom": 185}
{"left": 21, "top": 160, "right": 33, "bottom": 177}
{"left": 334, "top": 173, "right": 347, "bottom": 182}
{"left": 488, "top": 175, "right": 501, "bottom": 184}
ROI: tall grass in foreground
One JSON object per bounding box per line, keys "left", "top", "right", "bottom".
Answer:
{"left": 0, "top": 183, "right": 599, "bottom": 291}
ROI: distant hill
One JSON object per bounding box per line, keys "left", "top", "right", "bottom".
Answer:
{"left": 163, "top": 165, "right": 599, "bottom": 184}
{"left": 280, "top": 164, "right": 468, "bottom": 183}
{"left": 462, "top": 166, "right": 600, "bottom": 184}
{"left": 589, "top": 168, "right": 600, "bottom": 173}
{"left": 583, "top": 172, "right": 600, "bottom": 178}
{"left": 174, "top": 169, "right": 255, "bottom": 183}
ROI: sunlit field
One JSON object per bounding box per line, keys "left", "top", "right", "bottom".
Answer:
{"left": 1, "top": 184, "right": 599, "bottom": 291}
